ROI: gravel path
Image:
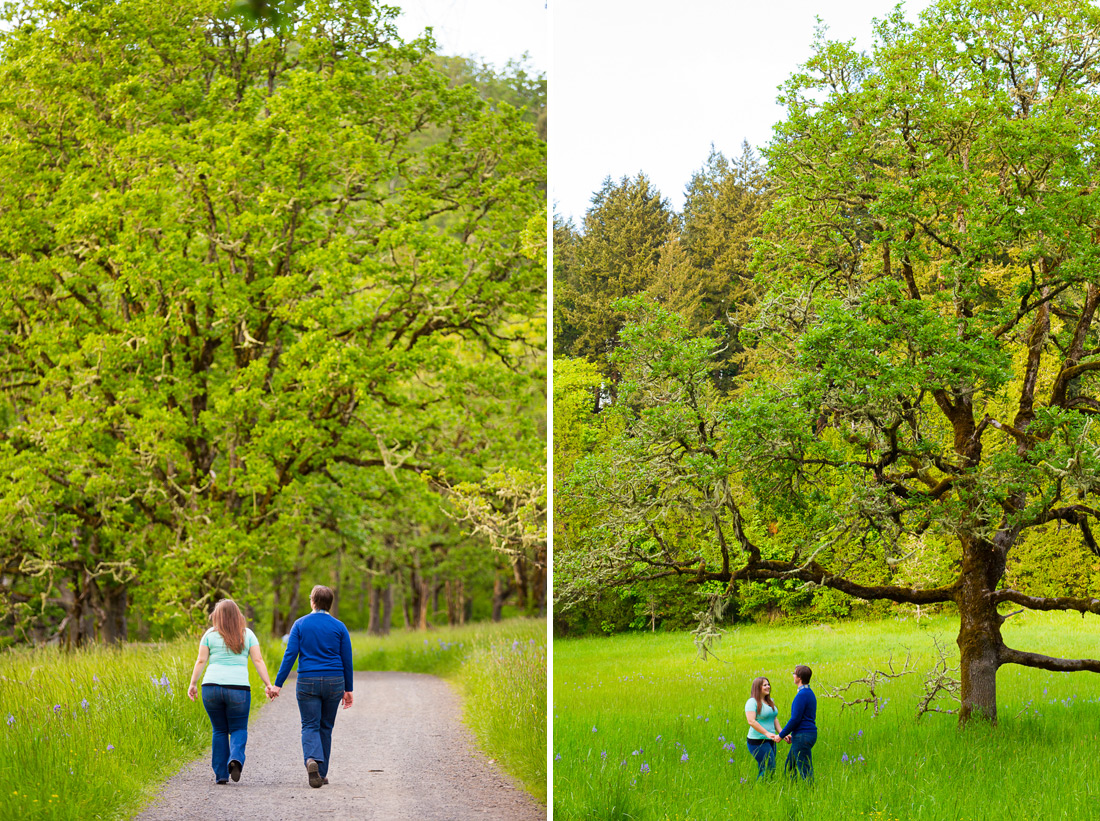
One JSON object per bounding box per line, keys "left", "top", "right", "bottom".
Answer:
{"left": 135, "top": 671, "right": 545, "bottom": 821}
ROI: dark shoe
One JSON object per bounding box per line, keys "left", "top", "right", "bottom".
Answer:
{"left": 216, "top": 780, "right": 228, "bottom": 785}
{"left": 306, "top": 758, "right": 322, "bottom": 788}
{"left": 321, "top": 777, "right": 329, "bottom": 785}
{"left": 229, "top": 760, "right": 242, "bottom": 782}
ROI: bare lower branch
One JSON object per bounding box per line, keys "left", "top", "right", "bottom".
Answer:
{"left": 990, "top": 589, "right": 1100, "bottom": 616}
{"left": 731, "top": 560, "right": 957, "bottom": 606}
{"left": 999, "top": 646, "right": 1100, "bottom": 673}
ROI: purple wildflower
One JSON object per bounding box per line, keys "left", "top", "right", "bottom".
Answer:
{"left": 842, "top": 753, "right": 849, "bottom": 763}
{"left": 106, "top": 744, "right": 114, "bottom": 752}
{"left": 681, "top": 753, "right": 689, "bottom": 762}
{"left": 592, "top": 726, "right": 597, "bottom": 733}
{"left": 601, "top": 750, "right": 607, "bottom": 760}
{"left": 80, "top": 699, "right": 88, "bottom": 710}
{"left": 6, "top": 714, "right": 13, "bottom": 726}
{"left": 554, "top": 753, "right": 561, "bottom": 761}
{"left": 53, "top": 704, "right": 61, "bottom": 713}
{"left": 640, "top": 762, "right": 650, "bottom": 774}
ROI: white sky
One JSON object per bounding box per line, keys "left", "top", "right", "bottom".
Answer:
{"left": 551, "top": 0, "right": 934, "bottom": 224}
{"left": 393, "top": 0, "right": 549, "bottom": 72}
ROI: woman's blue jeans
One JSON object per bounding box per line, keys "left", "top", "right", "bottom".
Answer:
{"left": 296, "top": 675, "right": 345, "bottom": 778}
{"left": 201, "top": 685, "right": 250, "bottom": 782}
{"left": 785, "top": 729, "right": 817, "bottom": 780}
{"left": 746, "top": 738, "right": 776, "bottom": 778}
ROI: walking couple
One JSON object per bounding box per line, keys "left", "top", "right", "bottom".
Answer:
{"left": 744, "top": 665, "right": 817, "bottom": 781}
{"left": 186, "top": 585, "right": 354, "bottom": 789}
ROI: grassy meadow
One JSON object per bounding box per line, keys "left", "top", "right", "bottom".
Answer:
{"left": 0, "top": 618, "right": 545, "bottom": 820}
{"left": 553, "top": 611, "right": 1100, "bottom": 820}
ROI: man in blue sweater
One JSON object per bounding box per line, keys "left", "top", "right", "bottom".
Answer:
{"left": 270, "top": 585, "right": 354, "bottom": 788}
{"left": 777, "top": 664, "right": 817, "bottom": 780}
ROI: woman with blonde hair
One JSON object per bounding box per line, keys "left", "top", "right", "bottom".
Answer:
{"left": 187, "top": 599, "right": 275, "bottom": 785}
{"left": 744, "top": 676, "right": 782, "bottom": 779}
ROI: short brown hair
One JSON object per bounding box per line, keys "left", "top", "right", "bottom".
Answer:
{"left": 310, "top": 585, "right": 334, "bottom": 612}
{"left": 794, "top": 665, "right": 812, "bottom": 685}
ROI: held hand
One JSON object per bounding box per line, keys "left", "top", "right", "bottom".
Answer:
{"left": 267, "top": 685, "right": 281, "bottom": 700}
{"left": 342, "top": 691, "right": 353, "bottom": 710}
{"left": 187, "top": 684, "right": 198, "bottom": 702}
{"left": 784, "top": 736, "right": 792, "bottom": 745}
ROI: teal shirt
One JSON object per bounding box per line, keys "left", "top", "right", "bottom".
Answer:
{"left": 200, "top": 627, "right": 259, "bottom": 687}
{"left": 745, "top": 697, "right": 779, "bottom": 740}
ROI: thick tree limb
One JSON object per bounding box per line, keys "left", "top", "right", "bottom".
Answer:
{"left": 730, "top": 560, "right": 957, "bottom": 605}
{"left": 1000, "top": 646, "right": 1100, "bottom": 673}
{"left": 991, "top": 588, "right": 1100, "bottom": 615}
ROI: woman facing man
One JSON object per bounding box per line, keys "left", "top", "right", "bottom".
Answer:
{"left": 743, "top": 665, "right": 817, "bottom": 781}
{"left": 186, "top": 586, "right": 354, "bottom": 788}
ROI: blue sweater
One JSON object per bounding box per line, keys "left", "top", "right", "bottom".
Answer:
{"left": 779, "top": 687, "right": 817, "bottom": 738}
{"left": 274, "top": 611, "right": 354, "bottom": 691}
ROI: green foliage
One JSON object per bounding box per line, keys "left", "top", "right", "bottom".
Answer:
{"left": 554, "top": 174, "right": 677, "bottom": 375}
{"left": 0, "top": 0, "right": 545, "bottom": 642}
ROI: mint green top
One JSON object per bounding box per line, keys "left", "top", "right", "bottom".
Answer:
{"left": 745, "top": 697, "right": 779, "bottom": 740}
{"left": 200, "top": 627, "right": 259, "bottom": 687}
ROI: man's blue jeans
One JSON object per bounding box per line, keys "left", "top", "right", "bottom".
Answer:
{"left": 785, "top": 729, "right": 817, "bottom": 780}
{"left": 201, "top": 685, "right": 250, "bottom": 782}
{"left": 296, "top": 675, "right": 344, "bottom": 778}
{"left": 746, "top": 739, "right": 776, "bottom": 778}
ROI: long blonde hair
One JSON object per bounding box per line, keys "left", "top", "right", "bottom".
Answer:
{"left": 210, "top": 599, "right": 247, "bottom": 654}
{"left": 751, "top": 677, "right": 776, "bottom": 716}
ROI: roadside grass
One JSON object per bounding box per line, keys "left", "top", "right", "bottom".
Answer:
{"left": 0, "top": 635, "right": 273, "bottom": 821}
{"left": 553, "top": 611, "right": 1100, "bottom": 821}
{"left": 348, "top": 618, "right": 547, "bottom": 802}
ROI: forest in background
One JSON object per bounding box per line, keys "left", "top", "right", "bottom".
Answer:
{"left": 0, "top": 0, "right": 547, "bottom": 647}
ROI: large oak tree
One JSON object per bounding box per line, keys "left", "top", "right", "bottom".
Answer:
{"left": 559, "top": 0, "right": 1100, "bottom": 725}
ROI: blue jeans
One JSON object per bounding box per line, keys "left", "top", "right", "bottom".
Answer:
{"left": 201, "top": 685, "right": 250, "bottom": 782}
{"left": 746, "top": 738, "right": 776, "bottom": 778}
{"left": 296, "top": 675, "right": 344, "bottom": 777}
{"left": 785, "top": 729, "right": 817, "bottom": 780}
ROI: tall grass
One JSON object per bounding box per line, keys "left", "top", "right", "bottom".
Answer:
{"left": 349, "top": 618, "right": 547, "bottom": 802}
{"left": 0, "top": 636, "right": 274, "bottom": 821}
{"left": 554, "top": 611, "right": 1100, "bottom": 820}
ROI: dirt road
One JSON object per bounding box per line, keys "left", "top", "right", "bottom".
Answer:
{"left": 135, "top": 671, "right": 545, "bottom": 821}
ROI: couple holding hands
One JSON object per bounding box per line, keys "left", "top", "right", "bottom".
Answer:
{"left": 186, "top": 585, "right": 354, "bottom": 789}
{"left": 744, "top": 665, "right": 817, "bottom": 781}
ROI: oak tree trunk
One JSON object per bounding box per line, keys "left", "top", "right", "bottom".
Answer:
{"left": 956, "top": 536, "right": 1005, "bottom": 725}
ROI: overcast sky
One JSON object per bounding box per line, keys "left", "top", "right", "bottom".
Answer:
{"left": 551, "top": 0, "right": 934, "bottom": 224}
{"left": 393, "top": 0, "right": 548, "bottom": 72}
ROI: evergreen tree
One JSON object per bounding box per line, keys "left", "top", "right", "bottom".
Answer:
{"left": 556, "top": 174, "right": 676, "bottom": 378}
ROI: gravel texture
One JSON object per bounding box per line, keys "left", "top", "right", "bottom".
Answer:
{"left": 135, "top": 671, "right": 545, "bottom": 821}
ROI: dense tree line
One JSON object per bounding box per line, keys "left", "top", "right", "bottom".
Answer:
{"left": 0, "top": 0, "right": 546, "bottom": 646}
{"left": 555, "top": 0, "right": 1100, "bottom": 725}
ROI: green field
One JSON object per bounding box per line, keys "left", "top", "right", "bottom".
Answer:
{"left": 553, "top": 612, "right": 1100, "bottom": 820}
{"left": 0, "top": 618, "right": 545, "bottom": 820}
